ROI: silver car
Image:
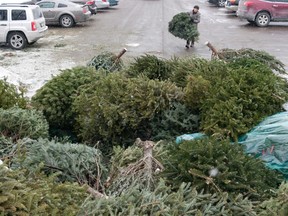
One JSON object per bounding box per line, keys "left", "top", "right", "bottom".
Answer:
{"left": 0, "top": 4, "right": 48, "bottom": 49}
{"left": 36, "top": 0, "right": 91, "bottom": 28}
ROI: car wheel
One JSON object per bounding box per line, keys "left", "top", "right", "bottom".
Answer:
{"left": 218, "top": 0, "right": 226, "bottom": 7}
{"left": 8, "top": 32, "right": 27, "bottom": 50}
{"left": 60, "top": 15, "right": 75, "bottom": 28}
{"left": 255, "top": 12, "right": 270, "bottom": 27}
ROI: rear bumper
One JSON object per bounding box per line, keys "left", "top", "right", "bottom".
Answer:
{"left": 225, "top": 2, "right": 238, "bottom": 11}
{"left": 208, "top": 0, "right": 218, "bottom": 4}
{"left": 225, "top": 5, "right": 238, "bottom": 11}
{"left": 237, "top": 9, "right": 256, "bottom": 21}
{"left": 84, "top": 12, "right": 92, "bottom": 21}
{"left": 96, "top": 2, "right": 110, "bottom": 9}
{"left": 109, "top": 0, "right": 119, "bottom": 6}
{"left": 76, "top": 12, "right": 92, "bottom": 23}
{"left": 27, "top": 25, "right": 48, "bottom": 43}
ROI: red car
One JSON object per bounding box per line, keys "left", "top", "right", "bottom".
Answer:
{"left": 237, "top": 0, "right": 288, "bottom": 27}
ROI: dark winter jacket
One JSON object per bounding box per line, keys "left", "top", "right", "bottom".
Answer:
{"left": 188, "top": 11, "right": 201, "bottom": 26}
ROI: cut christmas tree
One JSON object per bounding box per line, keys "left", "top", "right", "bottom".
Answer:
{"left": 168, "top": 12, "right": 199, "bottom": 41}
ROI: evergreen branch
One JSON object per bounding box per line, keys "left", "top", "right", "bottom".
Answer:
{"left": 188, "top": 169, "right": 222, "bottom": 193}
{"left": 87, "top": 186, "right": 107, "bottom": 199}
{"left": 44, "top": 164, "right": 64, "bottom": 172}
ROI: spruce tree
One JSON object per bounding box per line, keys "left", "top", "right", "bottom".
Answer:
{"left": 74, "top": 73, "right": 183, "bottom": 149}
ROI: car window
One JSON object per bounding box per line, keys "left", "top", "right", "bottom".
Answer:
{"left": 58, "top": 3, "right": 68, "bottom": 7}
{"left": 38, "top": 2, "right": 55, "bottom": 8}
{"left": 12, "top": 10, "right": 27, "bottom": 20}
{"left": 0, "top": 9, "right": 7, "bottom": 21}
{"left": 32, "top": 7, "right": 43, "bottom": 19}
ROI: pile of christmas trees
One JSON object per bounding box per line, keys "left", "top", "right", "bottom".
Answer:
{"left": 1, "top": 49, "right": 288, "bottom": 215}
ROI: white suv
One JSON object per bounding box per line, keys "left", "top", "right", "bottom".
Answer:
{"left": 0, "top": 4, "right": 48, "bottom": 49}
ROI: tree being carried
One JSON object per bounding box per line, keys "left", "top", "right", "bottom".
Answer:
{"left": 168, "top": 6, "right": 201, "bottom": 49}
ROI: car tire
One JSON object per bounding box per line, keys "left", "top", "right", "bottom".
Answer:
{"left": 218, "top": 0, "right": 226, "bottom": 7}
{"left": 255, "top": 12, "right": 270, "bottom": 27}
{"left": 60, "top": 14, "right": 75, "bottom": 28}
{"left": 8, "top": 32, "right": 27, "bottom": 50}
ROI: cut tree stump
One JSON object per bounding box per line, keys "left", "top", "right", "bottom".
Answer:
{"left": 205, "top": 41, "right": 224, "bottom": 59}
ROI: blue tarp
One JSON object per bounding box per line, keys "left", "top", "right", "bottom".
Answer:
{"left": 176, "top": 112, "right": 288, "bottom": 178}
{"left": 239, "top": 112, "right": 288, "bottom": 178}
{"left": 175, "top": 133, "right": 206, "bottom": 144}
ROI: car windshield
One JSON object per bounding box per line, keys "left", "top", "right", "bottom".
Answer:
{"left": 32, "top": 7, "right": 43, "bottom": 19}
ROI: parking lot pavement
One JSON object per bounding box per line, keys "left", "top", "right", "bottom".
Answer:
{"left": 1, "top": 0, "right": 288, "bottom": 97}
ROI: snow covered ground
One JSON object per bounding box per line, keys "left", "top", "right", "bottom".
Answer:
{"left": 0, "top": 33, "right": 81, "bottom": 98}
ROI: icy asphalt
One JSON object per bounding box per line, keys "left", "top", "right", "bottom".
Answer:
{"left": 0, "top": 0, "right": 288, "bottom": 97}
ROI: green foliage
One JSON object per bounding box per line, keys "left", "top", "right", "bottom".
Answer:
{"left": 0, "top": 165, "right": 87, "bottom": 215}
{"left": 0, "top": 79, "right": 27, "bottom": 109}
{"left": 168, "top": 57, "right": 211, "bottom": 88}
{"left": 0, "top": 136, "right": 15, "bottom": 161}
{"left": 257, "top": 182, "right": 288, "bottom": 216}
{"left": 150, "top": 102, "right": 199, "bottom": 141}
{"left": 200, "top": 58, "right": 288, "bottom": 139}
{"left": 87, "top": 51, "right": 123, "bottom": 72}
{"left": 161, "top": 138, "right": 283, "bottom": 200}
{"left": 109, "top": 145, "right": 143, "bottom": 174}
{"left": 184, "top": 75, "right": 211, "bottom": 111}
{"left": 126, "top": 54, "right": 172, "bottom": 80}
{"left": 15, "top": 138, "right": 106, "bottom": 187}
{"left": 168, "top": 12, "right": 199, "bottom": 41}
{"left": 219, "top": 48, "right": 286, "bottom": 73}
{"left": 0, "top": 108, "right": 49, "bottom": 141}
{"left": 79, "top": 179, "right": 256, "bottom": 216}
{"left": 31, "top": 66, "right": 98, "bottom": 137}
{"left": 74, "top": 73, "right": 183, "bottom": 148}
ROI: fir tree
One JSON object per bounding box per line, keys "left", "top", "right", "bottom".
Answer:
{"left": 0, "top": 165, "right": 88, "bottom": 215}
{"left": 31, "top": 66, "right": 99, "bottom": 140}
{"left": 161, "top": 138, "right": 283, "bottom": 201}
{"left": 74, "top": 73, "right": 183, "bottom": 149}
{"left": 13, "top": 138, "right": 106, "bottom": 188}
{"left": 168, "top": 12, "right": 199, "bottom": 41}
{"left": 0, "top": 79, "right": 27, "bottom": 109}
{"left": 0, "top": 108, "right": 49, "bottom": 141}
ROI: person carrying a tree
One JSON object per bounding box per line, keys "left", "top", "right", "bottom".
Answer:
{"left": 186, "top": 5, "right": 201, "bottom": 48}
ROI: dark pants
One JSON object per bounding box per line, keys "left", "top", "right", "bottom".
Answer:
{"left": 186, "top": 38, "right": 195, "bottom": 46}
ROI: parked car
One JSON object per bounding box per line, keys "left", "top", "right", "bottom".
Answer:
{"left": 69, "top": 0, "right": 97, "bottom": 15}
{"left": 0, "top": 0, "right": 38, "bottom": 4}
{"left": 237, "top": 0, "right": 288, "bottom": 27}
{"left": 36, "top": 0, "right": 91, "bottom": 28}
{"left": 208, "top": 0, "right": 226, "bottom": 7}
{"left": 0, "top": 4, "right": 48, "bottom": 49}
{"left": 108, "top": 0, "right": 119, "bottom": 6}
{"left": 95, "top": 0, "right": 109, "bottom": 9}
{"left": 225, "top": 0, "right": 239, "bottom": 12}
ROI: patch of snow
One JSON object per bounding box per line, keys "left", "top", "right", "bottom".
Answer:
{"left": 0, "top": 47, "right": 77, "bottom": 98}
